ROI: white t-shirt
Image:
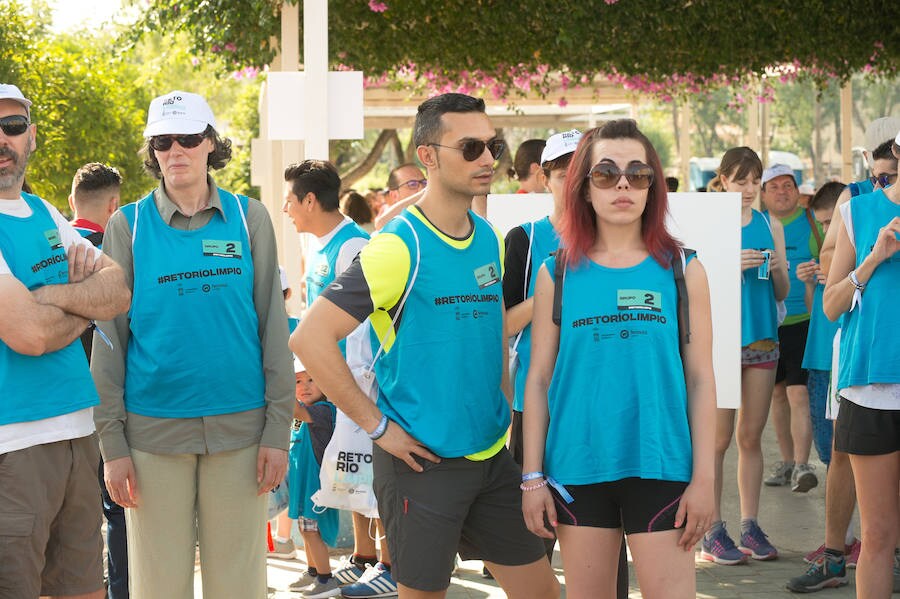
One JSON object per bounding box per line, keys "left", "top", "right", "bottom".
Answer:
{"left": 0, "top": 195, "right": 101, "bottom": 454}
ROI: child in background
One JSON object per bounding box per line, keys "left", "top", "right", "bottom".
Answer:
{"left": 288, "top": 357, "right": 341, "bottom": 599}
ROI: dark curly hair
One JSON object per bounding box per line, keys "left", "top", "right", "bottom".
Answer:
{"left": 140, "top": 125, "right": 232, "bottom": 180}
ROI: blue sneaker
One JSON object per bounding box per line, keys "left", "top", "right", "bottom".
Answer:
{"left": 700, "top": 525, "right": 748, "bottom": 565}
{"left": 340, "top": 563, "right": 397, "bottom": 598}
{"left": 786, "top": 554, "right": 848, "bottom": 592}
{"left": 739, "top": 521, "right": 778, "bottom": 560}
{"left": 333, "top": 556, "right": 366, "bottom": 585}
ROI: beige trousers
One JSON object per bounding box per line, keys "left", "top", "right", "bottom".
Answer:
{"left": 126, "top": 445, "right": 267, "bottom": 599}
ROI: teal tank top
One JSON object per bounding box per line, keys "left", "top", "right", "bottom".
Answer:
{"left": 776, "top": 208, "right": 820, "bottom": 321}
{"left": 121, "top": 190, "right": 265, "bottom": 418}
{"left": 802, "top": 284, "right": 839, "bottom": 371}
{"left": 372, "top": 210, "right": 509, "bottom": 457}
{"left": 741, "top": 210, "right": 779, "bottom": 346}
{"left": 0, "top": 193, "right": 99, "bottom": 425}
{"left": 544, "top": 254, "right": 693, "bottom": 485}
{"left": 512, "top": 217, "right": 560, "bottom": 412}
{"left": 838, "top": 190, "right": 900, "bottom": 388}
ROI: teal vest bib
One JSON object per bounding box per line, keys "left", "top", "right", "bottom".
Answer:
{"left": 122, "top": 190, "right": 265, "bottom": 418}
{"left": 372, "top": 210, "right": 509, "bottom": 457}
{"left": 0, "top": 193, "right": 98, "bottom": 425}
{"left": 544, "top": 254, "right": 692, "bottom": 484}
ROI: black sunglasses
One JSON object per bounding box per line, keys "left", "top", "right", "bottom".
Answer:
{"left": 149, "top": 133, "right": 207, "bottom": 152}
{"left": 870, "top": 173, "right": 898, "bottom": 189}
{"left": 392, "top": 178, "right": 427, "bottom": 191}
{"left": 429, "top": 139, "right": 505, "bottom": 162}
{"left": 586, "top": 162, "right": 655, "bottom": 190}
{"left": 0, "top": 115, "right": 30, "bottom": 137}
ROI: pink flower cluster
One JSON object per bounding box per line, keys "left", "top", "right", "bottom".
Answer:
{"left": 368, "top": 1, "right": 388, "bottom": 12}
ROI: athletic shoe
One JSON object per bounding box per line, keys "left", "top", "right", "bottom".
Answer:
{"left": 893, "top": 550, "right": 900, "bottom": 593}
{"left": 267, "top": 538, "right": 295, "bottom": 558}
{"left": 792, "top": 463, "right": 819, "bottom": 493}
{"left": 764, "top": 461, "right": 793, "bottom": 486}
{"left": 786, "top": 554, "right": 848, "bottom": 593}
{"left": 700, "top": 525, "right": 748, "bottom": 565}
{"left": 804, "top": 544, "right": 826, "bottom": 564}
{"left": 341, "top": 563, "right": 398, "bottom": 598}
{"left": 739, "top": 521, "right": 778, "bottom": 560}
{"left": 845, "top": 540, "right": 861, "bottom": 569}
{"left": 290, "top": 571, "right": 318, "bottom": 592}
{"left": 333, "top": 556, "right": 366, "bottom": 585}
{"left": 303, "top": 577, "right": 342, "bottom": 598}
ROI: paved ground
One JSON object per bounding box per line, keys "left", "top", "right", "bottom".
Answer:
{"left": 200, "top": 417, "right": 854, "bottom": 597}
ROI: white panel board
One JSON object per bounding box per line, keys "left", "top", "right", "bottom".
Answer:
{"left": 267, "top": 71, "right": 364, "bottom": 141}
{"left": 487, "top": 191, "right": 742, "bottom": 409}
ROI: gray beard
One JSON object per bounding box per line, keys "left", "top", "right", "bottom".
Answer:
{"left": 0, "top": 144, "right": 29, "bottom": 193}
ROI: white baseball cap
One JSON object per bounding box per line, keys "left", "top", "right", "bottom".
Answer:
{"left": 864, "top": 117, "right": 900, "bottom": 153}
{"left": 798, "top": 183, "right": 815, "bottom": 195}
{"left": 541, "top": 129, "right": 582, "bottom": 165}
{"left": 0, "top": 84, "right": 32, "bottom": 118}
{"left": 896, "top": 130, "right": 900, "bottom": 147}
{"left": 762, "top": 164, "right": 795, "bottom": 186}
{"left": 294, "top": 356, "right": 306, "bottom": 374}
{"left": 143, "top": 90, "right": 216, "bottom": 137}
{"left": 279, "top": 265, "right": 289, "bottom": 292}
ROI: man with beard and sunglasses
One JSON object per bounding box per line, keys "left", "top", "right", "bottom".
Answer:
{"left": 0, "top": 84, "right": 131, "bottom": 599}
{"left": 292, "top": 93, "right": 559, "bottom": 599}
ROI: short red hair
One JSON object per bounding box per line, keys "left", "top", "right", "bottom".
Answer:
{"left": 559, "top": 120, "right": 680, "bottom": 269}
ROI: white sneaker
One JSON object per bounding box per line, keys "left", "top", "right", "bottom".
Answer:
{"left": 267, "top": 538, "right": 295, "bottom": 558}
{"left": 791, "top": 463, "right": 818, "bottom": 493}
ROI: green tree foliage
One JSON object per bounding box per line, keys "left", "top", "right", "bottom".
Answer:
{"left": 2, "top": 1, "right": 151, "bottom": 208}
{"left": 134, "top": 0, "right": 900, "bottom": 99}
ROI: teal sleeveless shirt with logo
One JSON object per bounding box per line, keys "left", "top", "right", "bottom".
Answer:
{"left": 838, "top": 190, "right": 900, "bottom": 388}
{"left": 772, "top": 207, "right": 820, "bottom": 323}
{"left": 0, "top": 193, "right": 99, "bottom": 425}
{"left": 741, "top": 210, "right": 779, "bottom": 346}
{"left": 121, "top": 190, "right": 265, "bottom": 418}
{"left": 372, "top": 210, "right": 509, "bottom": 457}
{"left": 305, "top": 220, "right": 369, "bottom": 356}
{"left": 513, "top": 216, "right": 560, "bottom": 412}
{"left": 544, "top": 254, "right": 693, "bottom": 485}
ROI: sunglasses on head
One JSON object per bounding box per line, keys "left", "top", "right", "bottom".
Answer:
{"left": 0, "top": 115, "right": 30, "bottom": 137}
{"left": 586, "top": 162, "right": 655, "bottom": 190}
{"left": 429, "top": 138, "right": 505, "bottom": 162}
{"left": 394, "top": 178, "right": 427, "bottom": 191}
{"left": 149, "top": 133, "right": 207, "bottom": 152}
{"left": 870, "top": 173, "right": 898, "bottom": 189}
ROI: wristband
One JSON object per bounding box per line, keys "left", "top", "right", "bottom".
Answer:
{"left": 368, "top": 414, "right": 389, "bottom": 440}
{"left": 520, "top": 479, "right": 549, "bottom": 491}
{"left": 849, "top": 270, "right": 866, "bottom": 290}
{"left": 521, "top": 471, "right": 545, "bottom": 482}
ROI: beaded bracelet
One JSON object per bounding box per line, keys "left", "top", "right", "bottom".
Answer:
{"left": 521, "top": 471, "right": 545, "bottom": 482}
{"left": 520, "top": 479, "right": 549, "bottom": 491}
{"left": 849, "top": 270, "right": 866, "bottom": 290}
{"left": 368, "top": 414, "right": 389, "bottom": 440}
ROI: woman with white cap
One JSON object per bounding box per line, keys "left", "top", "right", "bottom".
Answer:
{"left": 91, "top": 91, "right": 295, "bottom": 599}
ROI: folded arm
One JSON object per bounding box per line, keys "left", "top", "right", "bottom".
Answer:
{"left": 0, "top": 274, "right": 90, "bottom": 355}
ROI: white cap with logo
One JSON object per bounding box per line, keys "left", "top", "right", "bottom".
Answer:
{"left": 541, "top": 129, "right": 582, "bottom": 165}
{"left": 864, "top": 117, "right": 900, "bottom": 154}
{"left": 143, "top": 90, "right": 216, "bottom": 137}
{"left": 762, "top": 164, "right": 795, "bottom": 186}
{"left": 0, "top": 84, "right": 32, "bottom": 118}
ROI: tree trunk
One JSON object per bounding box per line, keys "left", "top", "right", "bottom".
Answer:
{"left": 340, "top": 129, "right": 395, "bottom": 190}
{"left": 389, "top": 130, "right": 404, "bottom": 164}
{"left": 813, "top": 91, "right": 823, "bottom": 185}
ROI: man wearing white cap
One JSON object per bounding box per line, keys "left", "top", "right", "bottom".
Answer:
{"left": 760, "top": 163, "right": 823, "bottom": 494}
{"left": 91, "top": 91, "right": 294, "bottom": 599}
{"left": 0, "top": 84, "right": 130, "bottom": 599}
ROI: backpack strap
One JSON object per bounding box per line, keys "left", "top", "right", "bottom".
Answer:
{"left": 511, "top": 221, "right": 535, "bottom": 351}
{"left": 366, "top": 214, "right": 421, "bottom": 372}
{"left": 551, "top": 248, "right": 566, "bottom": 327}
{"left": 673, "top": 248, "right": 695, "bottom": 348}
{"left": 805, "top": 208, "right": 823, "bottom": 252}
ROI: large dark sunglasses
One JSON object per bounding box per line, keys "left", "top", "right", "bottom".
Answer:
{"left": 586, "top": 162, "right": 655, "bottom": 190}
{"left": 149, "top": 133, "right": 207, "bottom": 152}
{"left": 0, "top": 115, "right": 30, "bottom": 137}
{"left": 429, "top": 138, "right": 505, "bottom": 162}
{"left": 393, "top": 178, "right": 427, "bottom": 192}
{"left": 871, "top": 173, "right": 898, "bottom": 189}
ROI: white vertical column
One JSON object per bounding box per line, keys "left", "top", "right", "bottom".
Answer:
{"left": 303, "top": 0, "right": 329, "bottom": 159}
{"left": 840, "top": 81, "right": 853, "bottom": 183}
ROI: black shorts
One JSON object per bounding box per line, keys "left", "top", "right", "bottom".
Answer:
{"left": 373, "top": 445, "right": 545, "bottom": 592}
{"left": 776, "top": 319, "right": 810, "bottom": 386}
{"left": 550, "top": 478, "right": 688, "bottom": 535}
{"left": 834, "top": 397, "right": 900, "bottom": 456}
